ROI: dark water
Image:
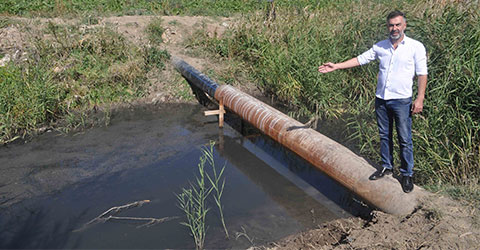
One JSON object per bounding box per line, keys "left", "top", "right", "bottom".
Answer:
{"left": 0, "top": 103, "right": 362, "bottom": 249}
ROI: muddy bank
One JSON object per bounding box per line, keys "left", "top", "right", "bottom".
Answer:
{"left": 267, "top": 193, "right": 479, "bottom": 249}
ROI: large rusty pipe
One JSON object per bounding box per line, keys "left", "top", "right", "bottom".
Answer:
{"left": 173, "top": 57, "right": 423, "bottom": 215}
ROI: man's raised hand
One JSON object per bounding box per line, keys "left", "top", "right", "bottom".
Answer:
{"left": 318, "top": 62, "right": 336, "bottom": 73}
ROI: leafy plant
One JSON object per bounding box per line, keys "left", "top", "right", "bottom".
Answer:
{"left": 146, "top": 18, "right": 165, "bottom": 45}
{"left": 176, "top": 141, "right": 228, "bottom": 249}
{"left": 144, "top": 47, "right": 170, "bottom": 70}
{"left": 203, "top": 141, "right": 229, "bottom": 238}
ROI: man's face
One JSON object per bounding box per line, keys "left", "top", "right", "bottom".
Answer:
{"left": 387, "top": 16, "right": 406, "bottom": 40}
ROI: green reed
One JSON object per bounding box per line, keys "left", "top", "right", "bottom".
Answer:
{"left": 176, "top": 141, "right": 228, "bottom": 249}
{"left": 202, "top": 141, "right": 229, "bottom": 238}
{"left": 177, "top": 154, "right": 212, "bottom": 250}
{"left": 195, "top": 0, "right": 480, "bottom": 200}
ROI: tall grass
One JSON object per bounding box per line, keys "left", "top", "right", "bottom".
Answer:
{"left": 146, "top": 17, "right": 165, "bottom": 45}
{"left": 0, "top": 0, "right": 355, "bottom": 17}
{"left": 202, "top": 141, "right": 229, "bottom": 239}
{"left": 0, "top": 0, "right": 257, "bottom": 17}
{"left": 0, "top": 20, "right": 170, "bottom": 143}
{"left": 196, "top": 0, "right": 480, "bottom": 196}
{"left": 177, "top": 156, "right": 211, "bottom": 250}
{"left": 176, "top": 141, "right": 228, "bottom": 249}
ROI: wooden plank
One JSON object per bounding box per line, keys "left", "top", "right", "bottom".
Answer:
{"left": 204, "top": 99, "right": 225, "bottom": 127}
{"left": 204, "top": 110, "right": 222, "bottom": 116}
{"left": 219, "top": 99, "right": 224, "bottom": 127}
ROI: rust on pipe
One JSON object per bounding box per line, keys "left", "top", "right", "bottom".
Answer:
{"left": 215, "top": 85, "right": 422, "bottom": 215}
{"left": 173, "top": 57, "right": 424, "bottom": 215}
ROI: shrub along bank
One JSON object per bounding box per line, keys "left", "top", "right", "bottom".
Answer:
{"left": 0, "top": 20, "right": 170, "bottom": 143}
{"left": 196, "top": 0, "right": 480, "bottom": 198}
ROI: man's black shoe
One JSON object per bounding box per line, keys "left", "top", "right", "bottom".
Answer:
{"left": 369, "top": 167, "right": 392, "bottom": 180}
{"left": 401, "top": 176, "right": 414, "bottom": 193}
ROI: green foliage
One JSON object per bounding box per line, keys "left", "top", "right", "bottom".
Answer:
{"left": 0, "top": 21, "right": 166, "bottom": 143}
{"left": 146, "top": 18, "right": 165, "bottom": 46}
{"left": 0, "top": 16, "right": 16, "bottom": 29}
{"left": 202, "top": 141, "right": 229, "bottom": 239}
{"left": 0, "top": 0, "right": 353, "bottom": 17}
{"left": 176, "top": 141, "right": 228, "bottom": 249}
{"left": 197, "top": 0, "right": 480, "bottom": 191}
{"left": 0, "top": 65, "right": 65, "bottom": 143}
{"left": 40, "top": 22, "right": 146, "bottom": 105}
{"left": 0, "top": 0, "right": 155, "bottom": 17}
{"left": 177, "top": 159, "right": 211, "bottom": 250}
{"left": 159, "top": 0, "right": 260, "bottom": 17}
{"left": 0, "top": 0, "right": 256, "bottom": 17}
{"left": 144, "top": 47, "right": 170, "bottom": 71}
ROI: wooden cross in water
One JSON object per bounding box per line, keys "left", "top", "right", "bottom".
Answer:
{"left": 204, "top": 99, "right": 225, "bottom": 128}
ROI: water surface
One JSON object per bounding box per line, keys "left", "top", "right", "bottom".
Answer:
{"left": 0, "top": 103, "right": 357, "bottom": 249}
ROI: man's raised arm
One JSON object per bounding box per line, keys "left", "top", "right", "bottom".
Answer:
{"left": 318, "top": 57, "right": 360, "bottom": 73}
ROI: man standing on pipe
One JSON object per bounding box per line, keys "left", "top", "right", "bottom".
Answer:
{"left": 318, "top": 10, "right": 428, "bottom": 193}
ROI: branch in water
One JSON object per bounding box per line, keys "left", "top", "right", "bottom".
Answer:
{"left": 73, "top": 200, "right": 178, "bottom": 232}
{"left": 107, "top": 216, "right": 180, "bottom": 228}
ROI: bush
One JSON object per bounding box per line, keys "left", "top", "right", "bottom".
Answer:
{"left": 0, "top": 22, "right": 161, "bottom": 143}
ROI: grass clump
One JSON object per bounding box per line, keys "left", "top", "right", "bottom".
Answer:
{"left": 0, "top": 21, "right": 171, "bottom": 143}
{"left": 176, "top": 141, "right": 228, "bottom": 249}
{"left": 146, "top": 17, "right": 165, "bottom": 46}
{"left": 144, "top": 47, "right": 170, "bottom": 71}
{"left": 0, "top": 65, "right": 64, "bottom": 143}
{"left": 195, "top": 0, "right": 480, "bottom": 199}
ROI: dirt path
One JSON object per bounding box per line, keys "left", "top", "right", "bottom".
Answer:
{"left": 268, "top": 193, "right": 479, "bottom": 249}
{"left": 1, "top": 15, "right": 479, "bottom": 249}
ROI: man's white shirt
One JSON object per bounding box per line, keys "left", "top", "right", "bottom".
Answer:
{"left": 357, "top": 35, "right": 428, "bottom": 100}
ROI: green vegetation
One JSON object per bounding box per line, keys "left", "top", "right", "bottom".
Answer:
{"left": 0, "top": 0, "right": 255, "bottom": 17}
{"left": 0, "top": 20, "right": 170, "bottom": 143}
{"left": 203, "top": 142, "right": 229, "bottom": 239}
{"left": 146, "top": 17, "right": 165, "bottom": 45}
{"left": 176, "top": 141, "right": 228, "bottom": 249}
{"left": 0, "top": 0, "right": 351, "bottom": 18}
{"left": 195, "top": 0, "right": 480, "bottom": 199}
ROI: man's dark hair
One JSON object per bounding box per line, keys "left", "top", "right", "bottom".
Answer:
{"left": 387, "top": 10, "right": 406, "bottom": 21}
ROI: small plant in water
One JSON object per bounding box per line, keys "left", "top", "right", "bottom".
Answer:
{"left": 203, "top": 141, "right": 229, "bottom": 238}
{"left": 176, "top": 141, "right": 228, "bottom": 249}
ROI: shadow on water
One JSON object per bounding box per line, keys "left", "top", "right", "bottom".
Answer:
{"left": 221, "top": 113, "right": 372, "bottom": 218}
{"left": 217, "top": 135, "right": 344, "bottom": 224}
{"left": 0, "top": 102, "right": 370, "bottom": 249}
{"left": 0, "top": 204, "right": 81, "bottom": 248}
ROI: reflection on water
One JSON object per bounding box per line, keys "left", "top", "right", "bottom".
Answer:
{"left": 0, "top": 103, "right": 358, "bottom": 249}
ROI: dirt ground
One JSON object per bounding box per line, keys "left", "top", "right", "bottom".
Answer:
{"left": 1, "top": 15, "right": 479, "bottom": 249}
{"left": 267, "top": 193, "right": 479, "bottom": 249}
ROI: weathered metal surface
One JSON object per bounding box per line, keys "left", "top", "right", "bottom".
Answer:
{"left": 173, "top": 57, "right": 422, "bottom": 215}
{"left": 215, "top": 85, "right": 420, "bottom": 215}
{"left": 172, "top": 56, "right": 218, "bottom": 97}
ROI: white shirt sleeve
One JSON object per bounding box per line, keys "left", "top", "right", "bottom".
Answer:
{"left": 357, "top": 46, "right": 376, "bottom": 65}
{"left": 414, "top": 43, "right": 428, "bottom": 75}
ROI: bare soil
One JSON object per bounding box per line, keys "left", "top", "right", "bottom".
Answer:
{"left": 1, "top": 15, "right": 479, "bottom": 249}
